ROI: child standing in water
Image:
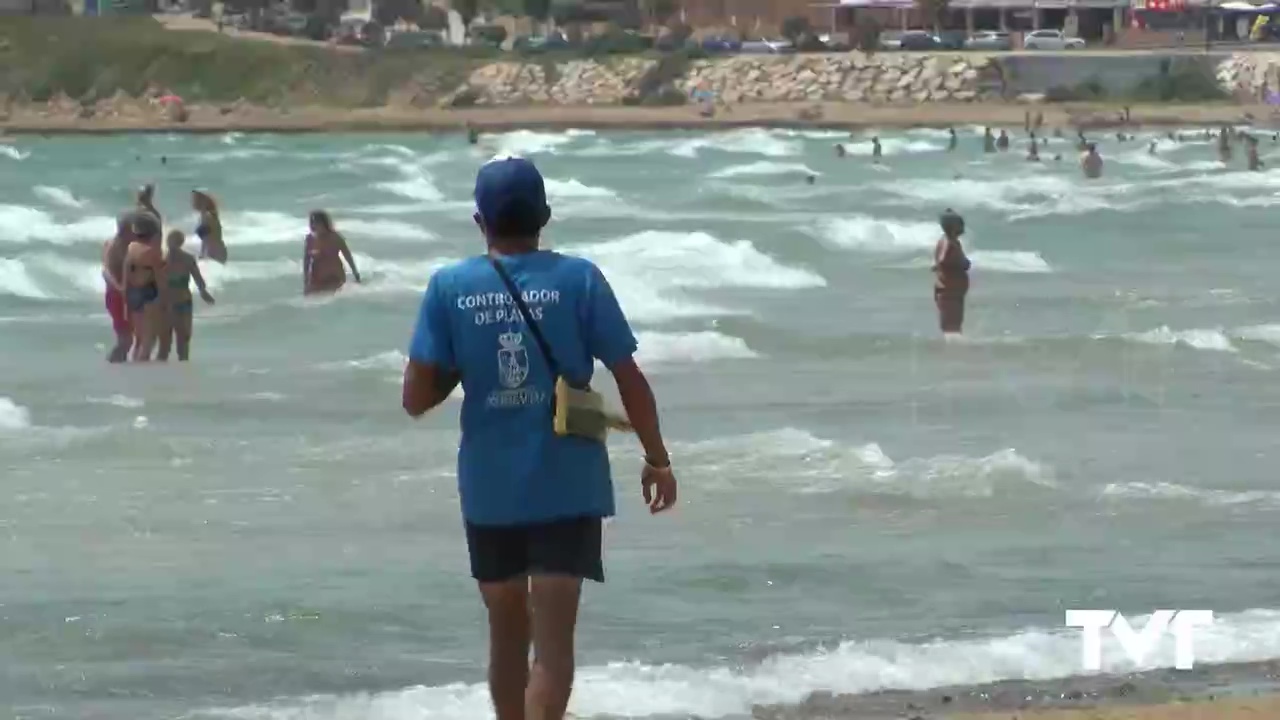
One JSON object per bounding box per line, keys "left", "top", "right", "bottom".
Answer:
{"left": 158, "top": 230, "right": 215, "bottom": 362}
{"left": 932, "top": 209, "right": 971, "bottom": 335}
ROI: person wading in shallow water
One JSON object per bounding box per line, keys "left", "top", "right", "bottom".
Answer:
{"left": 192, "top": 190, "right": 227, "bottom": 264}
{"left": 401, "top": 156, "right": 677, "bottom": 720}
{"left": 302, "top": 210, "right": 361, "bottom": 295}
{"left": 932, "top": 208, "right": 971, "bottom": 335}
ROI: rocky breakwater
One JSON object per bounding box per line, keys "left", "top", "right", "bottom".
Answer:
{"left": 677, "top": 53, "right": 999, "bottom": 104}
{"left": 440, "top": 57, "right": 656, "bottom": 106}
{"left": 1215, "top": 52, "right": 1280, "bottom": 99}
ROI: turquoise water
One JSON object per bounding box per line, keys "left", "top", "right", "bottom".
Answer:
{"left": 4, "top": 128, "right": 1280, "bottom": 719}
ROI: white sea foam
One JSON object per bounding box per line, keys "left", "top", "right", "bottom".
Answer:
{"left": 543, "top": 177, "right": 618, "bottom": 200}
{"left": 0, "top": 396, "right": 32, "bottom": 430}
{"left": 967, "top": 250, "right": 1053, "bottom": 274}
{"left": 86, "top": 395, "right": 145, "bottom": 409}
{"left": 813, "top": 215, "right": 938, "bottom": 253}
{"left": 0, "top": 205, "right": 114, "bottom": 246}
{"left": 678, "top": 427, "right": 1054, "bottom": 497}
{"left": 204, "top": 608, "right": 1280, "bottom": 720}
{"left": 669, "top": 128, "right": 802, "bottom": 159}
{"left": 1120, "top": 326, "right": 1237, "bottom": 353}
{"left": 709, "top": 161, "right": 819, "bottom": 179}
{"left": 0, "top": 257, "right": 55, "bottom": 299}
{"left": 635, "top": 331, "right": 758, "bottom": 365}
{"left": 33, "top": 185, "right": 87, "bottom": 209}
{"left": 1102, "top": 481, "right": 1280, "bottom": 507}
{"left": 0, "top": 145, "right": 28, "bottom": 161}
{"left": 568, "top": 230, "right": 824, "bottom": 324}
{"left": 488, "top": 129, "right": 592, "bottom": 156}
{"left": 842, "top": 137, "right": 942, "bottom": 156}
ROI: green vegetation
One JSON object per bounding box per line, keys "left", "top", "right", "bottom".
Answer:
{"left": 1044, "top": 61, "right": 1228, "bottom": 104}
{"left": 0, "top": 17, "right": 485, "bottom": 107}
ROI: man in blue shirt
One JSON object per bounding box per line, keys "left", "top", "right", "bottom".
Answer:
{"left": 402, "top": 156, "right": 677, "bottom": 720}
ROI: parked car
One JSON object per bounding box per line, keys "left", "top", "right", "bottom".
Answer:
{"left": 899, "top": 30, "right": 941, "bottom": 50}
{"left": 1023, "top": 29, "right": 1085, "bottom": 50}
{"left": 964, "top": 30, "right": 1012, "bottom": 50}
{"left": 937, "top": 29, "right": 967, "bottom": 50}
{"left": 700, "top": 36, "right": 742, "bottom": 53}
{"left": 878, "top": 30, "right": 903, "bottom": 50}
{"left": 741, "top": 38, "right": 795, "bottom": 54}
{"left": 384, "top": 29, "right": 445, "bottom": 49}
{"left": 513, "top": 33, "right": 573, "bottom": 52}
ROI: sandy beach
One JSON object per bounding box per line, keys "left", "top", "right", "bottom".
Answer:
{"left": 953, "top": 695, "right": 1280, "bottom": 719}
{"left": 752, "top": 659, "right": 1280, "bottom": 720}
{"left": 0, "top": 101, "right": 1271, "bottom": 135}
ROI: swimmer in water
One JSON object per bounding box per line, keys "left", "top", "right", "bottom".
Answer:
{"left": 996, "top": 130, "right": 1010, "bottom": 151}
{"left": 123, "top": 212, "right": 167, "bottom": 362}
{"left": 805, "top": 174, "right": 816, "bottom": 185}
{"left": 982, "top": 127, "right": 996, "bottom": 153}
{"left": 303, "top": 210, "right": 361, "bottom": 296}
{"left": 1076, "top": 131, "right": 1089, "bottom": 152}
{"left": 947, "top": 127, "right": 957, "bottom": 152}
{"left": 1027, "top": 137, "right": 1040, "bottom": 162}
{"left": 1081, "top": 142, "right": 1103, "bottom": 179}
{"left": 835, "top": 143, "right": 846, "bottom": 158}
{"left": 1218, "top": 127, "right": 1233, "bottom": 164}
{"left": 1247, "top": 135, "right": 1264, "bottom": 171}
{"left": 871, "top": 136, "right": 882, "bottom": 163}
{"left": 466, "top": 122, "right": 480, "bottom": 145}
{"left": 157, "top": 230, "right": 215, "bottom": 362}
{"left": 932, "top": 209, "right": 971, "bottom": 335}
{"left": 1053, "top": 153, "right": 1063, "bottom": 162}
{"left": 1149, "top": 139, "right": 1158, "bottom": 155}
{"left": 192, "top": 190, "right": 226, "bottom": 264}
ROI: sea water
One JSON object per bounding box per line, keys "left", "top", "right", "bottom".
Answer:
{"left": 3, "top": 127, "right": 1280, "bottom": 719}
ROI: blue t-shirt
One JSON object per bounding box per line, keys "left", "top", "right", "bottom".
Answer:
{"left": 408, "top": 251, "right": 638, "bottom": 526}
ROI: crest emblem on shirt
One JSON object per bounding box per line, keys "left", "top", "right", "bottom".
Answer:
{"left": 497, "top": 331, "right": 529, "bottom": 389}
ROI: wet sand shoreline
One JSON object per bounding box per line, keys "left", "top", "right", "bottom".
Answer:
{"left": 753, "top": 660, "right": 1280, "bottom": 719}
{"left": 0, "top": 101, "right": 1271, "bottom": 136}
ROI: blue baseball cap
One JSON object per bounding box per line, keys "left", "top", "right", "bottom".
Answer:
{"left": 474, "top": 156, "right": 550, "bottom": 235}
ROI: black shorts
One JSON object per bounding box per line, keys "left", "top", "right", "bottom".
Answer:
{"left": 464, "top": 515, "right": 604, "bottom": 583}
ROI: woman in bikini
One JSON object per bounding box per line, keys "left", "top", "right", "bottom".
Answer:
{"left": 932, "top": 208, "right": 971, "bottom": 335}
{"left": 123, "top": 213, "right": 168, "bottom": 362}
{"left": 158, "top": 230, "right": 215, "bottom": 362}
{"left": 302, "top": 210, "right": 361, "bottom": 295}
{"left": 192, "top": 190, "right": 227, "bottom": 264}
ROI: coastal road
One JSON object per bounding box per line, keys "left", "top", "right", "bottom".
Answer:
{"left": 152, "top": 13, "right": 1274, "bottom": 58}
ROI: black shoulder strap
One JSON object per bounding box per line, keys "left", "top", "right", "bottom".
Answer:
{"left": 488, "top": 256, "right": 562, "bottom": 379}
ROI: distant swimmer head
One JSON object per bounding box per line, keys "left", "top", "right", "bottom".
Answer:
{"left": 1086, "top": 142, "right": 1098, "bottom": 154}
{"left": 835, "top": 143, "right": 846, "bottom": 157}
{"left": 939, "top": 208, "right": 965, "bottom": 238}
{"left": 805, "top": 174, "right": 816, "bottom": 185}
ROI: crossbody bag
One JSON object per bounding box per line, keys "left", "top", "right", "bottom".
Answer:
{"left": 489, "top": 257, "right": 633, "bottom": 443}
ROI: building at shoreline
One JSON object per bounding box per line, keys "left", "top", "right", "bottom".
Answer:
{"left": 678, "top": 0, "right": 1132, "bottom": 40}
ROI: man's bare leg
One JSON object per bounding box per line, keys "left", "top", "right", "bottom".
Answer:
{"left": 526, "top": 576, "right": 582, "bottom": 720}
{"left": 108, "top": 330, "right": 131, "bottom": 363}
{"left": 480, "top": 578, "right": 531, "bottom": 720}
